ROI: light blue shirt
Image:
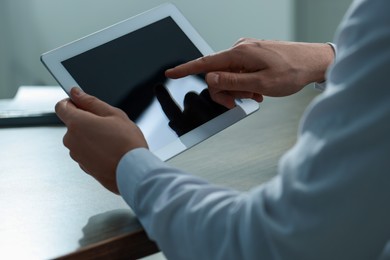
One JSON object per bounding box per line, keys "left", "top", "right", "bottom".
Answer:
{"left": 117, "top": 0, "right": 390, "bottom": 259}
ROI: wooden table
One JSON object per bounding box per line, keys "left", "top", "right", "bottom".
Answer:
{"left": 0, "top": 87, "right": 318, "bottom": 259}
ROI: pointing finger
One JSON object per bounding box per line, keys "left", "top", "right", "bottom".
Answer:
{"left": 165, "top": 49, "right": 239, "bottom": 79}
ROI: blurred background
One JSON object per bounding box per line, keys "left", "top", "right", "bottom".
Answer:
{"left": 0, "top": 0, "right": 352, "bottom": 99}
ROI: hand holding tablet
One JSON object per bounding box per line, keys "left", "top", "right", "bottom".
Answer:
{"left": 41, "top": 3, "right": 259, "bottom": 161}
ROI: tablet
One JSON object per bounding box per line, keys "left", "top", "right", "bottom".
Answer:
{"left": 41, "top": 3, "right": 259, "bottom": 161}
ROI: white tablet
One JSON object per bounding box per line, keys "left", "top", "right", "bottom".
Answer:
{"left": 41, "top": 3, "right": 259, "bottom": 161}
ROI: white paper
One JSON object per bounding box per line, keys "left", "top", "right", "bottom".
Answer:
{"left": 0, "top": 86, "right": 67, "bottom": 118}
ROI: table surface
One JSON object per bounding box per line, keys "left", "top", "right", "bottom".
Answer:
{"left": 0, "top": 87, "right": 318, "bottom": 259}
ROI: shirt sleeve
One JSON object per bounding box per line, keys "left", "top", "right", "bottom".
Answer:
{"left": 313, "top": 42, "right": 337, "bottom": 91}
{"left": 116, "top": 0, "right": 390, "bottom": 259}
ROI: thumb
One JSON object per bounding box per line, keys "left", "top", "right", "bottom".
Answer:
{"left": 69, "top": 87, "right": 116, "bottom": 117}
{"left": 55, "top": 98, "right": 79, "bottom": 124}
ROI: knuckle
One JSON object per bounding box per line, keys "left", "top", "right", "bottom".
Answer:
{"left": 234, "top": 37, "right": 247, "bottom": 46}
{"left": 253, "top": 40, "right": 264, "bottom": 48}
{"left": 234, "top": 37, "right": 253, "bottom": 46}
{"left": 198, "top": 55, "right": 210, "bottom": 66}
{"left": 234, "top": 40, "right": 264, "bottom": 55}
{"left": 219, "top": 74, "right": 239, "bottom": 89}
{"left": 82, "top": 95, "right": 97, "bottom": 107}
{"left": 69, "top": 151, "right": 76, "bottom": 161}
{"left": 115, "top": 108, "right": 128, "bottom": 119}
{"left": 223, "top": 74, "right": 239, "bottom": 87}
{"left": 63, "top": 132, "right": 71, "bottom": 148}
{"left": 63, "top": 120, "right": 81, "bottom": 147}
{"left": 69, "top": 151, "right": 81, "bottom": 164}
{"left": 233, "top": 42, "right": 253, "bottom": 55}
{"left": 54, "top": 102, "right": 62, "bottom": 114}
{"left": 65, "top": 119, "right": 78, "bottom": 133}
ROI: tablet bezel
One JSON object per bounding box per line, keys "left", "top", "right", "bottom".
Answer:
{"left": 41, "top": 3, "right": 259, "bottom": 161}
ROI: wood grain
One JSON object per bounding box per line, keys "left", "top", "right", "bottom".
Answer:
{"left": 55, "top": 230, "right": 159, "bottom": 260}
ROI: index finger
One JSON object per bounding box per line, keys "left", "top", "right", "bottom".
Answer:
{"left": 165, "top": 49, "right": 237, "bottom": 79}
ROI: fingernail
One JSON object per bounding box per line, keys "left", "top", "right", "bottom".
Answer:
{"left": 210, "top": 73, "right": 219, "bottom": 85}
{"left": 72, "top": 87, "right": 84, "bottom": 97}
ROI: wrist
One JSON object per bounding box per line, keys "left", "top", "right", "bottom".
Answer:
{"left": 298, "top": 42, "right": 335, "bottom": 85}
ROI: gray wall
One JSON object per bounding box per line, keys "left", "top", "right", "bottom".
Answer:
{"left": 294, "top": 0, "right": 353, "bottom": 42}
{"left": 1, "top": 0, "right": 354, "bottom": 99}
{"left": 0, "top": 0, "right": 293, "bottom": 98}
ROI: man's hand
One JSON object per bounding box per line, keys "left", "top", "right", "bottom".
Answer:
{"left": 166, "top": 39, "right": 334, "bottom": 108}
{"left": 55, "top": 87, "right": 148, "bottom": 194}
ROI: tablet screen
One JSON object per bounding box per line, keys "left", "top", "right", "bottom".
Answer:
{"left": 61, "top": 17, "right": 228, "bottom": 152}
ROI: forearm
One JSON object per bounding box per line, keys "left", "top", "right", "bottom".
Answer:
{"left": 117, "top": 134, "right": 390, "bottom": 260}
{"left": 117, "top": 149, "right": 276, "bottom": 259}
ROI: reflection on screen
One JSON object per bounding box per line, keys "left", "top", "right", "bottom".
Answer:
{"left": 62, "top": 17, "right": 228, "bottom": 151}
{"left": 138, "top": 76, "right": 205, "bottom": 151}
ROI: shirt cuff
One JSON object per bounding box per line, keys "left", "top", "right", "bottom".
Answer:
{"left": 327, "top": 42, "right": 337, "bottom": 57}
{"left": 314, "top": 81, "right": 327, "bottom": 91}
{"left": 314, "top": 42, "right": 336, "bottom": 91}
{"left": 116, "top": 147, "right": 166, "bottom": 210}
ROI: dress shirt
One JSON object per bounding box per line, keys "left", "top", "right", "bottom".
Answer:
{"left": 117, "top": 0, "right": 390, "bottom": 259}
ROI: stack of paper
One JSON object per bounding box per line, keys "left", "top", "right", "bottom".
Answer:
{"left": 0, "top": 86, "right": 67, "bottom": 127}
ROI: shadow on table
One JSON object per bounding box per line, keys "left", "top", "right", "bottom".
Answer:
{"left": 78, "top": 209, "right": 142, "bottom": 247}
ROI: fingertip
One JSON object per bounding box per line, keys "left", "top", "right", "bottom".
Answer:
{"left": 254, "top": 94, "right": 264, "bottom": 103}
{"left": 69, "top": 87, "right": 114, "bottom": 116}
{"left": 70, "top": 87, "right": 85, "bottom": 99}
{"left": 165, "top": 68, "right": 174, "bottom": 77}
{"left": 165, "top": 67, "right": 182, "bottom": 79}
{"left": 225, "top": 100, "right": 236, "bottom": 109}
{"left": 166, "top": 59, "right": 201, "bottom": 79}
{"left": 206, "top": 73, "right": 220, "bottom": 86}
{"left": 55, "top": 98, "right": 68, "bottom": 112}
{"left": 69, "top": 87, "right": 98, "bottom": 111}
{"left": 55, "top": 98, "right": 73, "bottom": 122}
